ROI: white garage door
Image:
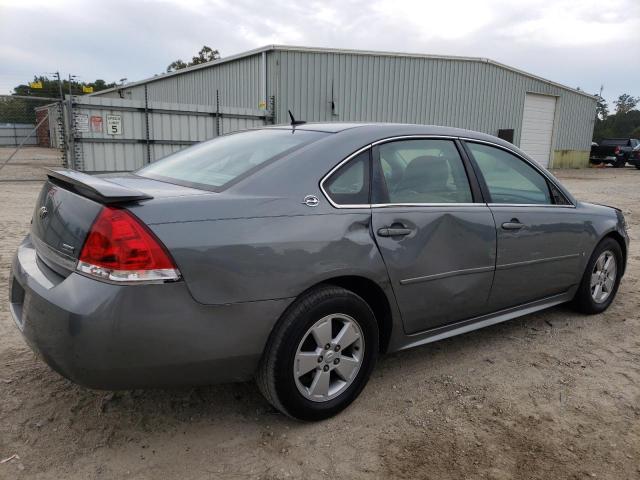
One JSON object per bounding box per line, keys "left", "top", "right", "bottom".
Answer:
{"left": 520, "top": 93, "right": 557, "bottom": 168}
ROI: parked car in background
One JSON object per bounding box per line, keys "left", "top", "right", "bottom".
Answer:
{"left": 9, "top": 123, "right": 629, "bottom": 421}
{"left": 590, "top": 138, "right": 640, "bottom": 168}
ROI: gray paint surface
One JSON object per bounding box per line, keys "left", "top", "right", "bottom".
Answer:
{"left": 9, "top": 123, "right": 627, "bottom": 389}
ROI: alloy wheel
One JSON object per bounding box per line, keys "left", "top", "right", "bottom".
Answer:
{"left": 293, "top": 313, "right": 364, "bottom": 402}
{"left": 590, "top": 250, "right": 617, "bottom": 304}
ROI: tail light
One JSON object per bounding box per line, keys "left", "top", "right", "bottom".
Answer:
{"left": 614, "top": 146, "right": 621, "bottom": 155}
{"left": 77, "top": 206, "right": 180, "bottom": 283}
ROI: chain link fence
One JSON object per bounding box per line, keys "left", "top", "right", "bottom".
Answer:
{"left": 0, "top": 95, "right": 65, "bottom": 181}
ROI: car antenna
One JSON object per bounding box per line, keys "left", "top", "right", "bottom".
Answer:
{"left": 288, "top": 110, "right": 306, "bottom": 126}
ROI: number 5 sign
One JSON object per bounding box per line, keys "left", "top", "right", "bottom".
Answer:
{"left": 106, "top": 115, "right": 122, "bottom": 135}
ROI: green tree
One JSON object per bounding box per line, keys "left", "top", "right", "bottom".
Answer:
{"left": 1, "top": 76, "right": 117, "bottom": 124}
{"left": 12, "top": 76, "right": 116, "bottom": 98}
{"left": 166, "top": 45, "right": 221, "bottom": 72}
{"left": 594, "top": 94, "right": 609, "bottom": 121}
{"left": 614, "top": 94, "right": 639, "bottom": 115}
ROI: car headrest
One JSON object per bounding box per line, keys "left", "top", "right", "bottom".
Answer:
{"left": 400, "top": 155, "right": 450, "bottom": 192}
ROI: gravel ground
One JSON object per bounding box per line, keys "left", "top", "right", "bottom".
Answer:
{"left": 0, "top": 158, "right": 638, "bottom": 479}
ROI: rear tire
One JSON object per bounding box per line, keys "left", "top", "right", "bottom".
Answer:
{"left": 613, "top": 158, "right": 626, "bottom": 168}
{"left": 572, "top": 238, "right": 623, "bottom": 314}
{"left": 256, "top": 285, "right": 379, "bottom": 421}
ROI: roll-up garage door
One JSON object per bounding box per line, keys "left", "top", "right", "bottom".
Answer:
{"left": 520, "top": 93, "right": 557, "bottom": 168}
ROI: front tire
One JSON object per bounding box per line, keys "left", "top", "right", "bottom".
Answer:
{"left": 613, "top": 158, "right": 626, "bottom": 168}
{"left": 572, "top": 238, "right": 623, "bottom": 314}
{"left": 256, "top": 285, "right": 378, "bottom": 421}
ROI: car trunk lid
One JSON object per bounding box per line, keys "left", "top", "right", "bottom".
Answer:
{"left": 31, "top": 169, "right": 205, "bottom": 277}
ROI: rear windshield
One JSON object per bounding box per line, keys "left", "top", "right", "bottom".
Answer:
{"left": 137, "top": 129, "right": 328, "bottom": 190}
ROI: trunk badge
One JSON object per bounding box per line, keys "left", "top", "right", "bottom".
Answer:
{"left": 61, "top": 243, "right": 75, "bottom": 253}
{"left": 38, "top": 206, "right": 49, "bottom": 219}
{"left": 303, "top": 195, "right": 319, "bottom": 207}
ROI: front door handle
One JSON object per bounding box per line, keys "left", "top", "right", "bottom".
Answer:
{"left": 501, "top": 219, "right": 524, "bottom": 230}
{"left": 377, "top": 227, "right": 412, "bottom": 237}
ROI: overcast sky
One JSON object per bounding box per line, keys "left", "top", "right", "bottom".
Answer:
{"left": 1, "top": 0, "right": 638, "bottom": 107}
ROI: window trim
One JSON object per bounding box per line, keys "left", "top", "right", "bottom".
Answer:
{"left": 460, "top": 138, "right": 576, "bottom": 208}
{"left": 323, "top": 149, "right": 371, "bottom": 206}
{"left": 319, "top": 135, "right": 575, "bottom": 209}
{"left": 319, "top": 145, "right": 373, "bottom": 208}
{"left": 371, "top": 136, "right": 480, "bottom": 206}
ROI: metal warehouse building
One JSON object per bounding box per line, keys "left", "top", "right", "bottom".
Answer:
{"left": 93, "top": 45, "right": 597, "bottom": 169}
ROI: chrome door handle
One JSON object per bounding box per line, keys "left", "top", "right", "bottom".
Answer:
{"left": 501, "top": 219, "right": 524, "bottom": 230}
{"left": 377, "top": 227, "right": 412, "bottom": 237}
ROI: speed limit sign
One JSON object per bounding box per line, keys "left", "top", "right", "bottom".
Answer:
{"left": 106, "top": 115, "right": 122, "bottom": 135}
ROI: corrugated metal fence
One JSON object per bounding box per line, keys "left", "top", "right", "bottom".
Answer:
{"left": 64, "top": 95, "right": 272, "bottom": 172}
{"left": 0, "top": 124, "right": 38, "bottom": 147}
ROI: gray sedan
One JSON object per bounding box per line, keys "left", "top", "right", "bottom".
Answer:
{"left": 9, "top": 123, "right": 629, "bottom": 420}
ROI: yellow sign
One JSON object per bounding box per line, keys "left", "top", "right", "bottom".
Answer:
{"left": 82, "top": 85, "right": 94, "bottom": 93}
{"left": 258, "top": 100, "right": 267, "bottom": 110}
{"left": 29, "top": 81, "right": 43, "bottom": 89}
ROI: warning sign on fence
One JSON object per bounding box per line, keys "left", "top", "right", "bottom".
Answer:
{"left": 75, "top": 114, "right": 89, "bottom": 133}
{"left": 106, "top": 115, "right": 122, "bottom": 135}
{"left": 90, "top": 115, "right": 103, "bottom": 133}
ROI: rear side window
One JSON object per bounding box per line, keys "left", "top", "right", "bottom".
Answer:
{"left": 466, "top": 142, "right": 552, "bottom": 205}
{"left": 373, "top": 139, "right": 473, "bottom": 204}
{"left": 323, "top": 150, "right": 370, "bottom": 205}
{"left": 137, "top": 129, "right": 327, "bottom": 190}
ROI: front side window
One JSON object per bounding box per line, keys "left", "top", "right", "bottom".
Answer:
{"left": 374, "top": 139, "right": 473, "bottom": 204}
{"left": 137, "top": 129, "right": 328, "bottom": 190}
{"left": 466, "top": 142, "right": 552, "bottom": 205}
{"left": 323, "top": 150, "right": 370, "bottom": 205}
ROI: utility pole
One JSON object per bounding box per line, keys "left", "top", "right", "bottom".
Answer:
{"left": 51, "top": 71, "right": 64, "bottom": 101}
{"left": 67, "top": 74, "right": 77, "bottom": 170}
{"left": 68, "top": 74, "right": 77, "bottom": 97}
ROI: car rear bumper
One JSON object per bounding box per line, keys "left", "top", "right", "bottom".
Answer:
{"left": 9, "top": 235, "right": 292, "bottom": 389}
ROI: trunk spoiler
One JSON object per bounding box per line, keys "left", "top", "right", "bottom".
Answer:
{"left": 46, "top": 169, "right": 153, "bottom": 204}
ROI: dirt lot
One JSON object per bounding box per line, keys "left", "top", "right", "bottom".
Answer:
{"left": 0, "top": 156, "right": 638, "bottom": 479}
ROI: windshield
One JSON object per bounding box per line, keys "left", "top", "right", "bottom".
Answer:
{"left": 137, "top": 129, "right": 328, "bottom": 190}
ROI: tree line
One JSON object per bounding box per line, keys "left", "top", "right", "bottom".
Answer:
{"left": 593, "top": 93, "right": 640, "bottom": 141}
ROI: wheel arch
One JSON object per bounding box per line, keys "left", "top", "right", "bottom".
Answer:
{"left": 313, "top": 275, "right": 394, "bottom": 354}
{"left": 601, "top": 230, "right": 627, "bottom": 275}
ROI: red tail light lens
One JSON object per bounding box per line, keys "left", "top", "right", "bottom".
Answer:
{"left": 77, "top": 206, "right": 180, "bottom": 283}
{"left": 614, "top": 146, "right": 621, "bottom": 155}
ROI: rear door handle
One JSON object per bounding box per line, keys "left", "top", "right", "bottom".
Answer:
{"left": 501, "top": 219, "right": 524, "bottom": 230}
{"left": 377, "top": 227, "right": 412, "bottom": 237}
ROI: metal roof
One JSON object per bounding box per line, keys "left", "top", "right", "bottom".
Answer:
{"left": 93, "top": 44, "right": 596, "bottom": 100}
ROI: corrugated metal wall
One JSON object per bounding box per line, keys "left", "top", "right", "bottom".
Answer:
{"left": 69, "top": 96, "right": 267, "bottom": 171}
{"left": 0, "top": 124, "right": 37, "bottom": 146}
{"left": 95, "top": 47, "right": 596, "bottom": 154}
{"left": 269, "top": 50, "right": 596, "bottom": 152}
{"left": 100, "top": 54, "right": 263, "bottom": 109}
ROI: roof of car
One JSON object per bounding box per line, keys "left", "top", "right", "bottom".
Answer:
{"left": 265, "top": 122, "right": 499, "bottom": 139}
{"left": 265, "top": 123, "right": 372, "bottom": 133}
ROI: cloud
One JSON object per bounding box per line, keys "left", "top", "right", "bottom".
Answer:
{"left": 0, "top": 0, "right": 638, "bottom": 106}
